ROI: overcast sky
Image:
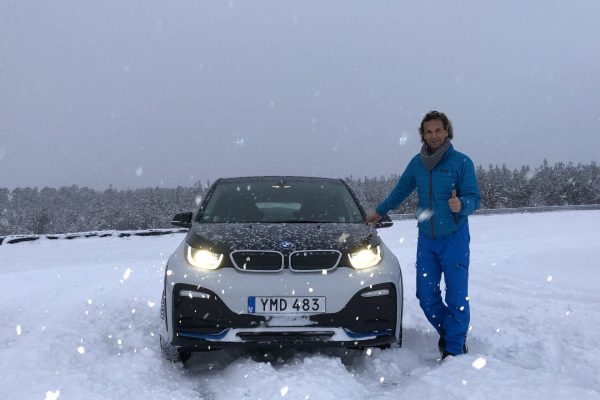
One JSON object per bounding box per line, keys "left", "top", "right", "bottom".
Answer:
{"left": 2, "top": 0, "right": 599, "bottom": 189}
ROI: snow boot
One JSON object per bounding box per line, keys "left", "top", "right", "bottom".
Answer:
{"left": 438, "top": 331, "right": 445, "bottom": 357}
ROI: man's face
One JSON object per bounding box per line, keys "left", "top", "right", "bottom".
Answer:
{"left": 422, "top": 119, "right": 448, "bottom": 152}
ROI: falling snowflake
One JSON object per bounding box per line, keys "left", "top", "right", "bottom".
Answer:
{"left": 398, "top": 131, "right": 408, "bottom": 146}
{"left": 416, "top": 209, "right": 433, "bottom": 222}
{"left": 280, "top": 386, "right": 289, "bottom": 396}
{"left": 16, "top": 325, "right": 22, "bottom": 336}
{"left": 135, "top": 166, "right": 143, "bottom": 177}
{"left": 472, "top": 357, "right": 487, "bottom": 369}
{"left": 547, "top": 275, "right": 553, "bottom": 282}
{"left": 45, "top": 390, "right": 60, "bottom": 400}
{"left": 525, "top": 170, "right": 536, "bottom": 181}
{"left": 122, "top": 268, "right": 132, "bottom": 281}
{"left": 77, "top": 346, "right": 85, "bottom": 354}
{"left": 337, "top": 232, "right": 349, "bottom": 243}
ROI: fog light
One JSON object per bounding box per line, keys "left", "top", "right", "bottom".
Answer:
{"left": 360, "top": 289, "right": 390, "bottom": 298}
{"left": 179, "top": 290, "right": 211, "bottom": 299}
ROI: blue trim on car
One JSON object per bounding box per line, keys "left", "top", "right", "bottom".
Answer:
{"left": 343, "top": 328, "right": 393, "bottom": 339}
{"left": 178, "top": 329, "right": 230, "bottom": 341}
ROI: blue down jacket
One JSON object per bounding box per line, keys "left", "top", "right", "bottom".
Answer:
{"left": 376, "top": 144, "right": 480, "bottom": 239}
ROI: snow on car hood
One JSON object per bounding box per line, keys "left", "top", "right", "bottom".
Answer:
{"left": 186, "top": 222, "right": 381, "bottom": 254}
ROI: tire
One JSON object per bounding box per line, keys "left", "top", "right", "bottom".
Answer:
{"left": 397, "top": 326, "right": 403, "bottom": 348}
{"left": 160, "top": 289, "right": 191, "bottom": 363}
{"left": 160, "top": 334, "right": 191, "bottom": 363}
{"left": 160, "top": 289, "right": 166, "bottom": 322}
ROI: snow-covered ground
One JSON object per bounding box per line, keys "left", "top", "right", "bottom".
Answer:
{"left": 2, "top": 211, "right": 600, "bottom": 400}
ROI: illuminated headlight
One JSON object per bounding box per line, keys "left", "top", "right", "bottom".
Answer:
{"left": 185, "top": 244, "right": 223, "bottom": 270}
{"left": 348, "top": 245, "right": 382, "bottom": 269}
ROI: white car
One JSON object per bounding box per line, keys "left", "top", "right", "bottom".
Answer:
{"left": 160, "top": 176, "right": 403, "bottom": 363}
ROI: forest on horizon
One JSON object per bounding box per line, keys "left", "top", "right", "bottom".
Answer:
{"left": 2, "top": 160, "right": 599, "bottom": 236}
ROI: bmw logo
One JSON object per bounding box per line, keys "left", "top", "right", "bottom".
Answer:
{"left": 279, "top": 241, "right": 293, "bottom": 249}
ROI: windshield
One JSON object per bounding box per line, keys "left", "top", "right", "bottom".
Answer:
{"left": 198, "top": 179, "right": 364, "bottom": 223}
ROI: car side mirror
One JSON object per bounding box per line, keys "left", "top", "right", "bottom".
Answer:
{"left": 375, "top": 214, "right": 393, "bottom": 229}
{"left": 171, "top": 212, "right": 193, "bottom": 229}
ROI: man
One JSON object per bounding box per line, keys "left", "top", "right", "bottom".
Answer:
{"left": 366, "top": 110, "right": 480, "bottom": 360}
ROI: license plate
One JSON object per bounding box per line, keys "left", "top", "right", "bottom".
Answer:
{"left": 248, "top": 296, "right": 326, "bottom": 314}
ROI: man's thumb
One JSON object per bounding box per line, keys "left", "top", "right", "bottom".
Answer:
{"left": 451, "top": 190, "right": 457, "bottom": 198}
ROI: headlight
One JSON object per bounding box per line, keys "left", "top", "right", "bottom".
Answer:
{"left": 185, "top": 244, "right": 223, "bottom": 270}
{"left": 348, "top": 245, "right": 382, "bottom": 269}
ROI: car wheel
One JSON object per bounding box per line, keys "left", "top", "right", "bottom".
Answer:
{"left": 160, "top": 334, "right": 191, "bottom": 363}
{"left": 159, "top": 289, "right": 191, "bottom": 363}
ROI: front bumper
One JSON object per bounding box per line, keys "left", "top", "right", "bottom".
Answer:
{"left": 169, "top": 282, "right": 399, "bottom": 350}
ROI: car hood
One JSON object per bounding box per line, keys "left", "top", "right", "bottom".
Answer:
{"left": 186, "top": 223, "right": 381, "bottom": 254}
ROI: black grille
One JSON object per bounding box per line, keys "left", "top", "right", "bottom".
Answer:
{"left": 230, "top": 250, "right": 284, "bottom": 271}
{"left": 289, "top": 250, "right": 342, "bottom": 271}
{"left": 237, "top": 331, "right": 335, "bottom": 344}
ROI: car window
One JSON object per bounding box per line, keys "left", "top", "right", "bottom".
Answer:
{"left": 198, "top": 180, "right": 363, "bottom": 223}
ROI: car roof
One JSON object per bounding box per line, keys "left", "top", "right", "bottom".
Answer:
{"left": 216, "top": 176, "right": 344, "bottom": 184}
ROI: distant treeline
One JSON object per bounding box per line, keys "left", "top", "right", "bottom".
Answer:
{"left": 1, "top": 160, "right": 599, "bottom": 236}
{"left": 348, "top": 160, "right": 600, "bottom": 214}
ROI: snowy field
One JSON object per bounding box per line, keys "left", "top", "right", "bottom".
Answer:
{"left": 1, "top": 211, "right": 600, "bottom": 400}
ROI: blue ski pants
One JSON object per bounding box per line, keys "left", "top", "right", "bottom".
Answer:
{"left": 416, "top": 222, "right": 470, "bottom": 355}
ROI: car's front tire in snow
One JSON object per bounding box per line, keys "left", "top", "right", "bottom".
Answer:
{"left": 159, "top": 289, "right": 191, "bottom": 363}
{"left": 160, "top": 334, "right": 191, "bottom": 363}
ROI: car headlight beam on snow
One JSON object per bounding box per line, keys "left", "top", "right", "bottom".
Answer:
{"left": 348, "top": 245, "right": 381, "bottom": 269}
{"left": 186, "top": 244, "right": 223, "bottom": 270}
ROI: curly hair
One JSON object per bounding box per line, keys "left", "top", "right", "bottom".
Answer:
{"left": 419, "top": 111, "right": 454, "bottom": 143}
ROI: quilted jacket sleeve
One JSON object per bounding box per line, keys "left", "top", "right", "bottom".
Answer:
{"left": 375, "top": 158, "right": 417, "bottom": 216}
